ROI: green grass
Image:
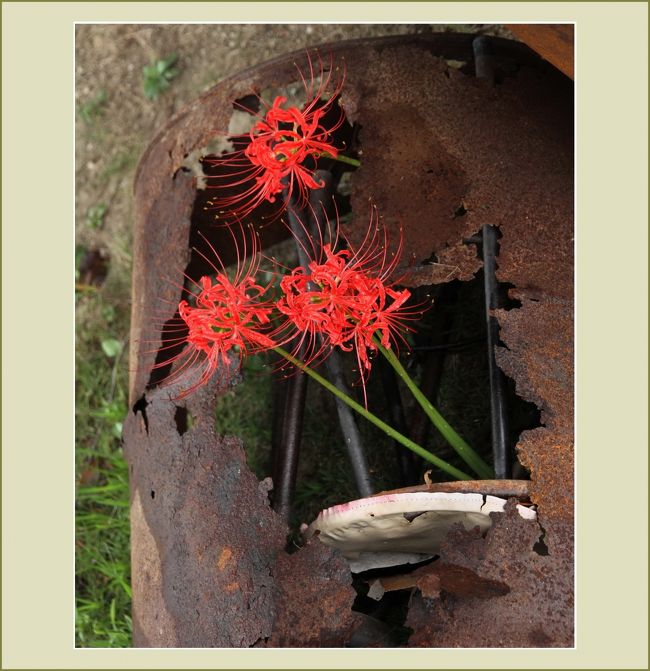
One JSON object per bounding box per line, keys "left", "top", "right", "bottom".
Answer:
{"left": 75, "top": 288, "right": 132, "bottom": 647}
{"left": 77, "top": 90, "right": 108, "bottom": 124}
{"left": 143, "top": 53, "right": 180, "bottom": 100}
{"left": 86, "top": 202, "right": 108, "bottom": 230}
{"left": 215, "top": 354, "right": 274, "bottom": 478}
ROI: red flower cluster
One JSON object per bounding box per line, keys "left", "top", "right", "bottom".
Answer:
{"left": 166, "top": 273, "right": 275, "bottom": 396}
{"left": 180, "top": 273, "right": 275, "bottom": 362}
{"left": 206, "top": 54, "right": 345, "bottom": 221}
{"left": 152, "top": 229, "right": 280, "bottom": 397}
{"left": 158, "top": 211, "right": 420, "bottom": 401}
{"left": 278, "top": 245, "right": 415, "bottom": 374}
{"left": 276, "top": 216, "right": 422, "bottom": 403}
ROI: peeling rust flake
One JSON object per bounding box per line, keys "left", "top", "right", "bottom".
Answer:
{"left": 265, "top": 542, "right": 361, "bottom": 647}
{"left": 406, "top": 502, "right": 573, "bottom": 647}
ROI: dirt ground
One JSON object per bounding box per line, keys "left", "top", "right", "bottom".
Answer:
{"left": 75, "top": 24, "right": 512, "bottom": 306}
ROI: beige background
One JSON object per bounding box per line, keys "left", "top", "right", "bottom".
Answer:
{"left": 3, "top": 1, "right": 648, "bottom": 669}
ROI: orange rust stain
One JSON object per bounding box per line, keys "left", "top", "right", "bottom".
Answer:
{"left": 225, "top": 582, "right": 239, "bottom": 593}
{"left": 217, "top": 547, "right": 233, "bottom": 571}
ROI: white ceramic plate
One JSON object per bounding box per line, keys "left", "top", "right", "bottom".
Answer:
{"left": 306, "top": 491, "right": 536, "bottom": 572}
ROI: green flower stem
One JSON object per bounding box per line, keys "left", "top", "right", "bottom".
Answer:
{"left": 320, "top": 152, "right": 361, "bottom": 168}
{"left": 375, "top": 340, "right": 494, "bottom": 480}
{"left": 272, "top": 346, "right": 472, "bottom": 481}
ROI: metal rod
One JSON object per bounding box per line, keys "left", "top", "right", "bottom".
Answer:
{"left": 408, "top": 282, "right": 458, "bottom": 453}
{"left": 471, "top": 43, "right": 509, "bottom": 479}
{"left": 473, "top": 36, "right": 496, "bottom": 85}
{"left": 273, "top": 177, "right": 373, "bottom": 502}
{"left": 377, "top": 355, "right": 418, "bottom": 486}
{"left": 323, "top": 348, "right": 374, "bottom": 497}
{"left": 271, "top": 363, "right": 308, "bottom": 522}
{"left": 270, "top": 371, "right": 288, "bottom": 477}
{"left": 481, "top": 224, "right": 510, "bottom": 479}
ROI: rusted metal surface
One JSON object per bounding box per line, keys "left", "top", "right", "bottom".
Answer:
{"left": 128, "top": 169, "right": 196, "bottom": 404}
{"left": 495, "top": 299, "right": 574, "bottom": 535}
{"left": 125, "top": 370, "right": 283, "bottom": 647}
{"left": 346, "top": 43, "right": 573, "bottom": 290}
{"left": 374, "top": 478, "right": 531, "bottom": 500}
{"left": 369, "top": 560, "right": 510, "bottom": 601}
{"left": 406, "top": 501, "right": 573, "bottom": 647}
{"left": 506, "top": 24, "right": 574, "bottom": 80}
{"left": 125, "top": 33, "right": 573, "bottom": 647}
{"left": 265, "top": 541, "right": 361, "bottom": 647}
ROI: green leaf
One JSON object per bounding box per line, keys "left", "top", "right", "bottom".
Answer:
{"left": 86, "top": 203, "right": 108, "bottom": 230}
{"left": 90, "top": 399, "right": 126, "bottom": 423}
{"left": 143, "top": 80, "right": 157, "bottom": 100}
{"left": 78, "top": 90, "right": 108, "bottom": 124}
{"left": 160, "top": 53, "right": 178, "bottom": 69}
{"left": 101, "top": 304, "right": 116, "bottom": 324}
{"left": 75, "top": 245, "right": 87, "bottom": 281}
{"left": 101, "top": 338, "right": 122, "bottom": 358}
{"left": 142, "top": 53, "right": 180, "bottom": 100}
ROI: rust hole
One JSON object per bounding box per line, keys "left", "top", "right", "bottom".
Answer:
{"left": 496, "top": 284, "right": 522, "bottom": 313}
{"left": 132, "top": 395, "right": 149, "bottom": 434}
{"left": 409, "top": 275, "right": 542, "bottom": 478}
{"left": 147, "top": 308, "right": 187, "bottom": 390}
{"left": 533, "top": 525, "right": 550, "bottom": 556}
{"left": 174, "top": 406, "right": 193, "bottom": 435}
{"left": 452, "top": 203, "right": 467, "bottom": 218}
{"left": 234, "top": 93, "right": 260, "bottom": 115}
{"left": 351, "top": 582, "right": 414, "bottom": 647}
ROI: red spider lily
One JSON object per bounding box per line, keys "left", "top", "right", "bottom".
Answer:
{"left": 147, "top": 226, "right": 281, "bottom": 398}
{"left": 178, "top": 273, "right": 276, "bottom": 371}
{"left": 205, "top": 52, "right": 346, "bottom": 222}
{"left": 276, "top": 208, "right": 425, "bottom": 402}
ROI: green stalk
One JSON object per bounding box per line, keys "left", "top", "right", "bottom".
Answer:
{"left": 320, "top": 152, "right": 361, "bottom": 168}
{"left": 375, "top": 340, "right": 494, "bottom": 480}
{"left": 273, "top": 346, "right": 472, "bottom": 481}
